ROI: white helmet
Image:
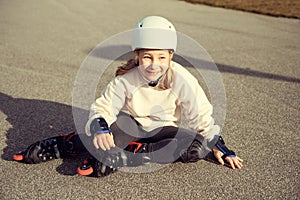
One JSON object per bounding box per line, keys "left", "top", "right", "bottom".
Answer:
{"left": 131, "top": 16, "right": 177, "bottom": 51}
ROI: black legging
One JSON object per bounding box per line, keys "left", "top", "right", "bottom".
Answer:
{"left": 76, "top": 112, "right": 206, "bottom": 164}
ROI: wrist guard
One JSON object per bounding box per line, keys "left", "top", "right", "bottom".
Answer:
{"left": 215, "top": 136, "right": 236, "bottom": 159}
{"left": 90, "top": 117, "right": 110, "bottom": 135}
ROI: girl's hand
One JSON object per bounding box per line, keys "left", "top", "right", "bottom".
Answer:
{"left": 213, "top": 146, "right": 243, "bottom": 169}
{"left": 93, "top": 133, "right": 115, "bottom": 151}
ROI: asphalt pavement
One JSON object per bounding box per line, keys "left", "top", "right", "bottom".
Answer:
{"left": 0, "top": 0, "right": 299, "bottom": 199}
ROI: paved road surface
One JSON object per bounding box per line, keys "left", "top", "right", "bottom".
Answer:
{"left": 0, "top": 0, "right": 299, "bottom": 199}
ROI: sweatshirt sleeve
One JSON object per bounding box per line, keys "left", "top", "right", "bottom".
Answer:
{"left": 175, "top": 68, "right": 220, "bottom": 141}
{"left": 85, "top": 77, "right": 127, "bottom": 136}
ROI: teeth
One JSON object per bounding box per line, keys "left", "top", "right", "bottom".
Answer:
{"left": 147, "top": 70, "right": 158, "bottom": 73}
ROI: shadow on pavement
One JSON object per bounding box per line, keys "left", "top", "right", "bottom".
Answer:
{"left": 0, "top": 92, "right": 89, "bottom": 176}
{"left": 85, "top": 44, "right": 300, "bottom": 83}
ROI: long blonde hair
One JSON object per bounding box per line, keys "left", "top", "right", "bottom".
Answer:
{"left": 115, "top": 50, "right": 174, "bottom": 90}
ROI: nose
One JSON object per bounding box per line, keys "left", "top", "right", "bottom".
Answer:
{"left": 151, "top": 58, "right": 160, "bottom": 68}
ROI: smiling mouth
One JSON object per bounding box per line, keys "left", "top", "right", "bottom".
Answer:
{"left": 146, "top": 71, "right": 160, "bottom": 75}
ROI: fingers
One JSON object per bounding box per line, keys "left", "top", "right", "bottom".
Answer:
{"left": 93, "top": 133, "right": 115, "bottom": 151}
{"left": 225, "top": 157, "right": 235, "bottom": 169}
{"left": 234, "top": 156, "right": 244, "bottom": 169}
{"left": 93, "top": 137, "right": 100, "bottom": 149}
{"left": 213, "top": 147, "right": 244, "bottom": 169}
{"left": 225, "top": 156, "right": 243, "bottom": 169}
{"left": 107, "top": 133, "right": 115, "bottom": 148}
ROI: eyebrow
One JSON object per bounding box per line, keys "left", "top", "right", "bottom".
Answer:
{"left": 142, "top": 52, "right": 168, "bottom": 56}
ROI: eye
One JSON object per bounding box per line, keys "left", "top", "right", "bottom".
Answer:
{"left": 143, "top": 55, "right": 151, "bottom": 59}
{"left": 160, "top": 56, "right": 166, "bottom": 59}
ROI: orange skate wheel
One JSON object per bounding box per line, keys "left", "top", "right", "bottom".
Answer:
{"left": 13, "top": 154, "right": 24, "bottom": 161}
{"left": 77, "top": 166, "right": 93, "bottom": 176}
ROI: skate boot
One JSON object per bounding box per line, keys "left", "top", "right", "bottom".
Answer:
{"left": 180, "top": 139, "right": 205, "bottom": 163}
{"left": 124, "top": 139, "right": 179, "bottom": 165}
{"left": 124, "top": 141, "right": 152, "bottom": 166}
{"left": 77, "top": 141, "right": 151, "bottom": 177}
{"left": 13, "top": 132, "right": 81, "bottom": 164}
{"left": 77, "top": 155, "right": 118, "bottom": 177}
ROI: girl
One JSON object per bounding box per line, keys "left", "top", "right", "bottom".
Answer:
{"left": 14, "top": 16, "right": 243, "bottom": 177}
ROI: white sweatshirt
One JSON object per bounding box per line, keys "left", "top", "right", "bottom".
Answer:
{"left": 86, "top": 61, "right": 220, "bottom": 141}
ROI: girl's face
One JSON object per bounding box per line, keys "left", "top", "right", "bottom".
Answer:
{"left": 137, "top": 49, "right": 173, "bottom": 82}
